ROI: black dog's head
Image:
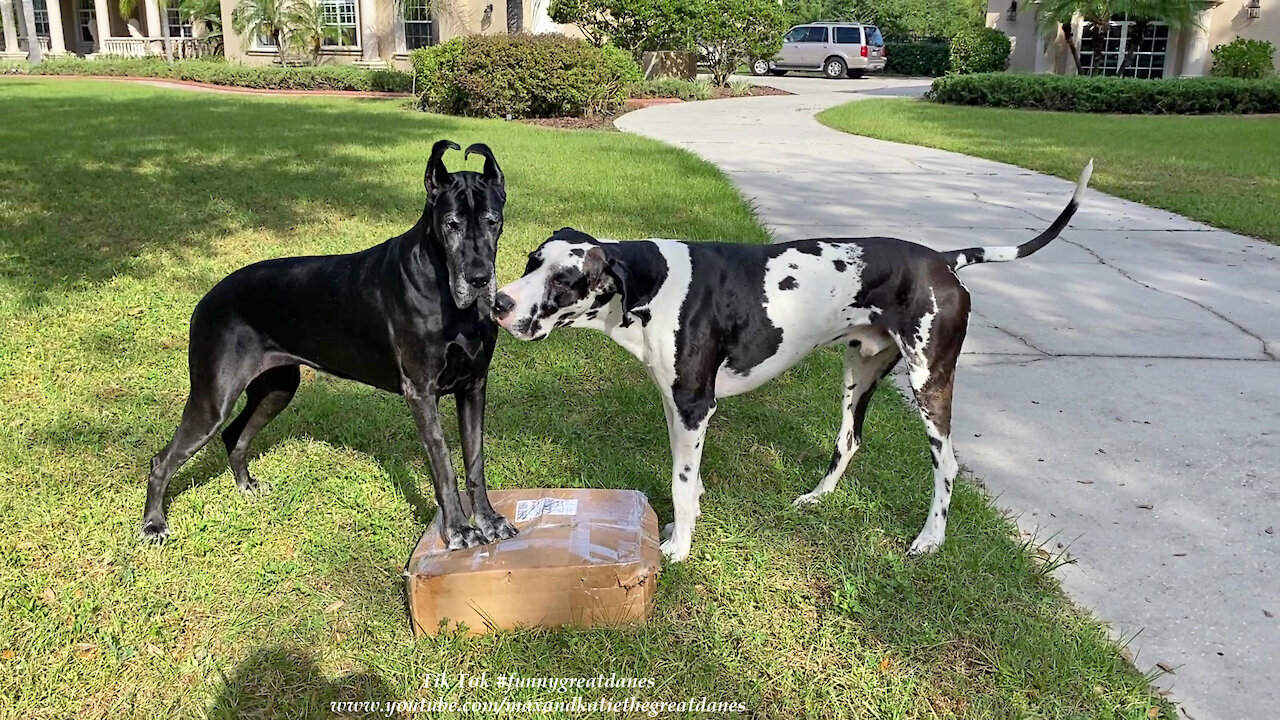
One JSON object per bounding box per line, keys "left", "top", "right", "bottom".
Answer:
{"left": 423, "top": 139, "right": 506, "bottom": 312}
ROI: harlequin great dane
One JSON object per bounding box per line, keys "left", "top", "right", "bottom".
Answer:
{"left": 141, "top": 139, "right": 519, "bottom": 550}
{"left": 493, "top": 162, "right": 1092, "bottom": 561}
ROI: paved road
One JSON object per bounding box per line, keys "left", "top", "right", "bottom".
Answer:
{"left": 617, "top": 77, "right": 1280, "bottom": 720}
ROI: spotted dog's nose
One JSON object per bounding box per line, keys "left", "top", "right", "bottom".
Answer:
{"left": 493, "top": 292, "right": 515, "bottom": 320}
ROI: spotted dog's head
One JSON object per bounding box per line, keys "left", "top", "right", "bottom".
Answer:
{"left": 493, "top": 228, "right": 619, "bottom": 341}
{"left": 423, "top": 139, "right": 506, "bottom": 314}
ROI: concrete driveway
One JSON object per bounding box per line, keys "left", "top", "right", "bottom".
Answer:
{"left": 617, "top": 80, "right": 1279, "bottom": 720}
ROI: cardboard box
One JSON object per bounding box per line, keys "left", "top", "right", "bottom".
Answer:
{"left": 405, "top": 488, "right": 661, "bottom": 636}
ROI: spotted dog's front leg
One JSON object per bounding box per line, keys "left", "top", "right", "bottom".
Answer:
{"left": 659, "top": 393, "right": 713, "bottom": 563}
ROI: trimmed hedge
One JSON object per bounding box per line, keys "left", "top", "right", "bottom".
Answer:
{"left": 927, "top": 73, "right": 1280, "bottom": 114}
{"left": 948, "top": 27, "right": 1010, "bottom": 74}
{"left": 885, "top": 42, "right": 950, "bottom": 77}
{"left": 410, "top": 34, "right": 642, "bottom": 118}
{"left": 0, "top": 56, "right": 413, "bottom": 92}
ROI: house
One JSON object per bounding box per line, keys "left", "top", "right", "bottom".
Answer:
{"left": 987, "top": 0, "right": 1280, "bottom": 76}
{"left": 0, "top": 0, "right": 564, "bottom": 69}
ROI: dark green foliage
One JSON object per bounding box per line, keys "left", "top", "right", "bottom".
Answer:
{"left": 927, "top": 72, "right": 1280, "bottom": 114}
{"left": 947, "top": 27, "right": 1010, "bottom": 74}
{"left": 547, "top": 0, "right": 702, "bottom": 54}
{"left": 631, "top": 76, "right": 714, "bottom": 100}
{"left": 885, "top": 41, "right": 950, "bottom": 76}
{"left": 409, "top": 34, "right": 643, "bottom": 118}
{"left": 784, "top": 0, "right": 986, "bottom": 41}
{"left": 700, "top": 0, "right": 788, "bottom": 86}
{"left": 3, "top": 56, "right": 412, "bottom": 91}
{"left": 1210, "top": 38, "right": 1276, "bottom": 79}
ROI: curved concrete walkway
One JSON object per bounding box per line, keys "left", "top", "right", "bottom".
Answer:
{"left": 617, "top": 78, "right": 1279, "bottom": 720}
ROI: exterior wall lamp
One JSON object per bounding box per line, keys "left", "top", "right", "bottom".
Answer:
{"left": 1247, "top": 0, "right": 1261, "bottom": 19}
{"left": 1006, "top": 1, "right": 1018, "bottom": 22}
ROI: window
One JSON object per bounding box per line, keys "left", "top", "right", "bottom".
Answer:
{"left": 1079, "top": 15, "right": 1169, "bottom": 79}
{"left": 834, "top": 27, "right": 862, "bottom": 45}
{"left": 78, "top": 0, "right": 95, "bottom": 43}
{"left": 798, "top": 26, "right": 827, "bottom": 43}
{"left": 167, "top": 7, "right": 193, "bottom": 38}
{"left": 321, "top": 0, "right": 357, "bottom": 47}
{"left": 32, "top": 0, "right": 50, "bottom": 38}
{"left": 402, "top": 0, "right": 434, "bottom": 50}
{"left": 865, "top": 26, "right": 883, "bottom": 46}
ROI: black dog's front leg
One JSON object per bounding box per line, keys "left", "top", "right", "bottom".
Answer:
{"left": 457, "top": 380, "right": 518, "bottom": 543}
{"left": 403, "top": 383, "right": 485, "bottom": 549}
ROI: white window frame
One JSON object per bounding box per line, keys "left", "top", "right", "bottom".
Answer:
{"left": 401, "top": 0, "right": 434, "bottom": 51}
{"left": 1077, "top": 14, "right": 1171, "bottom": 80}
{"left": 77, "top": 0, "right": 96, "bottom": 47}
{"left": 166, "top": 6, "right": 193, "bottom": 38}
{"left": 31, "top": 0, "right": 51, "bottom": 38}
{"left": 320, "top": 0, "right": 358, "bottom": 49}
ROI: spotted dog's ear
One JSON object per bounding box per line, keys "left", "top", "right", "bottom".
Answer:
{"left": 425, "top": 139, "right": 460, "bottom": 199}
{"left": 583, "top": 246, "right": 615, "bottom": 294}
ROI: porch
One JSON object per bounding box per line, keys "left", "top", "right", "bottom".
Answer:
{"left": 0, "top": 0, "right": 201, "bottom": 59}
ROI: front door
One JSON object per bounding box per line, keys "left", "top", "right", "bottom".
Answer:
{"left": 796, "top": 25, "right": 829, "bottom": 68}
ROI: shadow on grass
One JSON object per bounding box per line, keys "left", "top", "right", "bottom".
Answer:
{"left": 208, "top": 645, "right": 397, "bottom": 719}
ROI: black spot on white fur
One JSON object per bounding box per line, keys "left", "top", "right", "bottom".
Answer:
{"left": 779, "top": 276, "right": 798, "bottom": 291}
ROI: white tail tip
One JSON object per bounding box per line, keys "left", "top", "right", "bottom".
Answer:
{"left": 1075, "top": 159, "right": 1094, "bottom": 200}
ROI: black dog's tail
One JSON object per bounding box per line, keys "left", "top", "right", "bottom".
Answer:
{"left": 943, "top": 160, "right": 1093, "bottom": 271}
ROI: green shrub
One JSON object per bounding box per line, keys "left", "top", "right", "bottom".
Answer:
{"left": 927, "top": 72, "right": 1280, "bottom": 114}
{"left": 0, "top": 56, "right": 412, "bottom": 91}
{"left": 411, "top": 34, "right": 642, "bottom": 118}
{"left": 1210, "top": 38, "right": 1276, "bottom": 79}
{"left": 548, "top": 0, "right": 701, "bottom": 54}
{"left": 786, "top": 0, "right": 984, "bottom": 41}
{"left": 948, "top": 27, "right": 1010, "bottom": 74}
{"left": 699, "top": 0, "right": 788, "bottom": 86}
{"left": 632, "top": 76, "right": 713, "bottom": 100}
{"left": 885, "top": 41, "right": 950, "bottom": 76}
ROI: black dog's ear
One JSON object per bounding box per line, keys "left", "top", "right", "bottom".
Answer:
{"left": 425, "top": 139, "right": 460, "bottom": 199}
{"left": 464, "top": 143, "right": 504, "bottom": 188}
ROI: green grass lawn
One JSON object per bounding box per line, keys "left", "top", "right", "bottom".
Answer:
{"left": 818, "top": 99, "right": 1280, "bottom": 243}
{"left": 0, "top": 78, "right": 1172, "bottom": 719}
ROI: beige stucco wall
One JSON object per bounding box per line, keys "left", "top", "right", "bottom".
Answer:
{"left": 220, "top": 0, "right": 562, "bottom": 69}
{"left": 1207, "top": 0, "right": 1280, "bottom": 73}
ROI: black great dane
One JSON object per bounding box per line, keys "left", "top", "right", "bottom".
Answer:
{"left": 140, "top": 139, "right": 518, "bottom": 550}
{"left": 494, "top": 162, "right": 1092, "bottom": 562}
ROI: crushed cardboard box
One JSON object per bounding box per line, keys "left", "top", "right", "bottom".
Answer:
{"left": 405, "top": 488, "right": 661, "bottom": 636}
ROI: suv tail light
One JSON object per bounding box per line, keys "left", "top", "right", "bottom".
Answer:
{"left": 882, "top": 45, "right": 887, "bottom": 58}
{"left": 860, "top": 45, "right": 868, "bottom": 57}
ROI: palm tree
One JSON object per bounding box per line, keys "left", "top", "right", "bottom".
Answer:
{"left": 1037, "top": 0, "right": 1199, "bottom": 76}
{"left": 119, "top": 0, "right": 174, "bottom": 60}
{"left": 180, "top": 0, "right": 223, "bottom": 55}
{"left": 19, "top": 0, "right": 42, "bottom": 64}
{"left": 285, "top": 0, "right": 337, "bottom": 63}
{"left": 231, "top": 0, "right": 290, "bottom": 64}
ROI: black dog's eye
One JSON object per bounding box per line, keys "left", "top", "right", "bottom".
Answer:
{"left": 484, "top": 217, "right": 500, "bottom": 226}
{"left": 445, "top": 219, "right": 462, "bottom": 231}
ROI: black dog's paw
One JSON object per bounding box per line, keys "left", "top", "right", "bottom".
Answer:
{"left": 475, "top": 512, "right": 519, "bottom": 543}
{"left": 444, "top": 524, "right": 486, "bottom": 550}
{"left": 237, "top": 477, "right": 270, "bottom": 496}
{"left": 139, "top": 519, "right": 170, "bottom": 543}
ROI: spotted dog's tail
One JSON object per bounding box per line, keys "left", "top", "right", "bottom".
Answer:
{"left": 943, "top": 160, "right": 1093, "bottom": 271}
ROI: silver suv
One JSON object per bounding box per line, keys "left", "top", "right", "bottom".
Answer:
{"left": 752, "top": 22, "right": 886, "bottom": 79}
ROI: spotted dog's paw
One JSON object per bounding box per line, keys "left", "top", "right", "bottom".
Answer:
{"left": 139, "top": 519, "right": 170, "bottom": 543}
{"left": 907, "top": 530, "right": 944, "bottom": 556}
{"left": 659, "top": 536, "right": 691, "bottom": 563}
{"left": 444, "top": 524, "right": 486, "bottom": 550}
{"left": 792, "top": 490, "right": 828, "bottom": 507}
{"left": 475, "top": 512, "right": 519, "bottom": 543}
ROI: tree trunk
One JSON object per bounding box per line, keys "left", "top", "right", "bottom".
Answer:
{"left": 275, "top": 28, "right": 285, "bottom": 64}
{"left": 1061, "top": 22, "right": 1081, "bottom": 73}
{"left": 1116, "top": 20, "right": 1149, "bottom": 76}
{"left": 1086, "top": 20, "right": 1107, "bottom": 76}
{"left": 160, "top": 4, "right": 173, "bottom": 61}
{"left": 20, "top": 0, "right": 42, "bottom": 64}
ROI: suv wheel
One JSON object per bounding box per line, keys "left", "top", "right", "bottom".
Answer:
{"left": 823, "top": 56, "right": 847, "bottom": 79}
{"left": 750, "top": 58, "right": 770, "bottom": 76}
{"left": 847, "top": 68, "right": 865, "bottom": 79}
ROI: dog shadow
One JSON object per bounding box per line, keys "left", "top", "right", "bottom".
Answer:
{"left": 207, "top": 645, "right": 397, "bottom": 719}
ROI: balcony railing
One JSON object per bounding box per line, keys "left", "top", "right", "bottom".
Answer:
{"left": 100, "top": 37, "right": 205, "bottom": 58}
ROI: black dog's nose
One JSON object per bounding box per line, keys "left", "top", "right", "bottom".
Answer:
{"left": 493, "top": 292, "right": 515, "bottom": 318}
{"left": 465, "top": 273, "right": 490, "bottom": 289}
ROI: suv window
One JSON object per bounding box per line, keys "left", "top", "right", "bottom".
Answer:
{"left": 864, "top": 26, "right": 884, "bottom": 46}
{"left": 834, "top": 26, "right": 862, "bottom": 44}
{"left": 793, "top": 26, "right": 828, "bottom": 43}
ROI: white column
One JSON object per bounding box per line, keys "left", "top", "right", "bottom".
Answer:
{"left": 358, "top": 0, "right": 381, "bottom": 62}
{"left": 92, "top": 0, "right": 110, "bottom": 47}
{"left": 44, "top": 0, "right": 66, "bottom": 53}
{"left": 1033, "top": 25, "right": 1051, "bottom": 73}
{"left": 1, "top": 0, "right": 20, "bottom": 53}
{"left": 1180, "top": 7, "right": 1214, "bottom": 77}
{"left": 142, "top": 0, "right": 161, "bottom": 51}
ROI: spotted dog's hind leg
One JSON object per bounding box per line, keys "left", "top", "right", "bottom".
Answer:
{"left": 659, "top": 392, "right": 713, "bottom": 563}
{"left": 794, "top": 342, "right": 900, "bottom": 506}
{"left": 898, "top": 287, "right": 969, "bottom": 556}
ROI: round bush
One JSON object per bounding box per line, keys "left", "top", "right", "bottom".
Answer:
{"left": 948, "top": 27, "right": 1010, "bottom": 75}
{"left": 410, "top": 34, "right": 642, "bottom": 118}
{"left": 1210, "top": 38, "right": 1276, "bottom": 79}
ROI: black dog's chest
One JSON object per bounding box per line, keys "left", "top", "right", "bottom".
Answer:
{"left": 427, "top": 317, "right": 495, "bottom": 394}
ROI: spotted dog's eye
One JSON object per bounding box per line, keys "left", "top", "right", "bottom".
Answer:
{"left": 548, "top": 276, "right": 568, "bottom": 292}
